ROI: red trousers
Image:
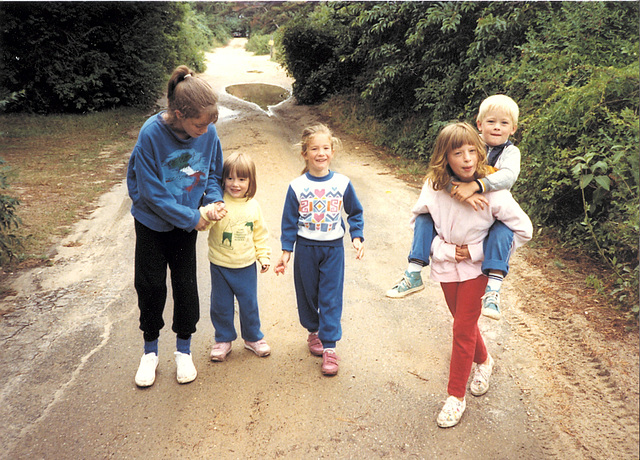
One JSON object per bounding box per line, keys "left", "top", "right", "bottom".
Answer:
{"left": 441, "top": 276, "right": 489, "bottom": 398}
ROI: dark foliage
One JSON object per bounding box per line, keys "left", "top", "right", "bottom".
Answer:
{"left": 0, "top": 2, "right": 210, "bottom": 113}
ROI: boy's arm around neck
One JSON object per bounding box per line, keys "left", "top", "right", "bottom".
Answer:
{"left": 478, "top": 144, "right": 521, "bottom": 192}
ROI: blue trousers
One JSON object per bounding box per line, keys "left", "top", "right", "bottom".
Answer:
{"left": 209, "top": 263, "right": 264, "bottom": 343}
{"left": 293, "top": 243, "right": 344, "bottom": 349}
{"left": 409, "top": 213, "right": 514, "bottom": 276}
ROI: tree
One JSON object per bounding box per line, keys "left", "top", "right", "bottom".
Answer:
{"left": 0, "top": 2, "right": 214, "bottom": 113}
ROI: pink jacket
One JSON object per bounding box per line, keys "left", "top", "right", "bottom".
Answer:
{"left": 411, "top": 181, "right": 533, "bottom": 283}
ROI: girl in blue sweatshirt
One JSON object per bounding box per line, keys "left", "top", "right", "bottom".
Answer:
{"left": 127, "top": 65, "right": 226, "bottom": 387}
{"left": 275, "top": 124, "right": 364, "bottom": 376}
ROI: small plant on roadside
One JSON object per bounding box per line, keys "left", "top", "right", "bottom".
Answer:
{"left": 246, "top": 34, "right": 272, "bottom": 55}
{"left": 0, "top": 158, "right": 21, "bottom": 266}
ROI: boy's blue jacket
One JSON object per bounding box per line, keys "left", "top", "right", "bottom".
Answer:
{"left": 127, "top": 112, "right": 224, "bottom": 232}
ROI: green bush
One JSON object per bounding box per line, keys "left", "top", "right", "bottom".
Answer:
{"left": 246, "top": 34, "right": 272, "bottom": 56}
{"left": 0, "top": 158, "right": 21, "bottom": 265}
{"left": 280, "top": 18, "right": 345, "bottom": 104}
{"left": 0, "top": 2, "right": 213, "bottom": 113}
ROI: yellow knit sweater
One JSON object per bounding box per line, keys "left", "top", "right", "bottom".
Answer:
{"left": 200, "top": 193, "right": 271, "bottom": 269}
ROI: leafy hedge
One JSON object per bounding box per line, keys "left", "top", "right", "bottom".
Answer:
{"left": 278, "top": 1, "right": 639, "bottom": 314}
{"left": 0, "top": 2, "right": 216, "bottom": 113}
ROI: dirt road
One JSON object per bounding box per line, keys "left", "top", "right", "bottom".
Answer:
{"left": 0, "top": 39, "right": 637, "bottom": 459}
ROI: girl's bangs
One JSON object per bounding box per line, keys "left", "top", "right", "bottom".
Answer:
{"left": 226, "top": 162, "right": 251, "bottom": 179}
{"left": 448, "top": 127, "right": 479, "bottom": 151}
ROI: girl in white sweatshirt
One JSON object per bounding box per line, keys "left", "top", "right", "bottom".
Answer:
{"left": 412, "top": 122, "right": 532, "bottom": 428}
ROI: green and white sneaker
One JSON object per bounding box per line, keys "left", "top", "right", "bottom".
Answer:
{"left": 386, "top": 270, "right": 424, "bottom": 298}
{"left": 481, "top": 289, "right": 501, "bottom": 320}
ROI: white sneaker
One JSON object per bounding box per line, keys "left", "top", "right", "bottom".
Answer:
{"left": 470, "top": 354, "right": 495, "bottom": 396}
{"left": 437, "top": 395, "right": 466, "bottom": 428}
{"left": 135, "top": 353, "right": 159, "bottom": 387}
{"left": 174, "top": 351, "right": 197, "bottom": 384}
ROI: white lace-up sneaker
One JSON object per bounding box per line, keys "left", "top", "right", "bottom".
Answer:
{"left": 174, "top": 351, "right": 197, "bottom": 384}
{"left": 470, "top": 354, "right": 495, "bottom": 396}
{"left": 437, "top": 395, "right": 466, "bottom": 428}
{"left": 135, "top": 353, "right": 159, "bottom": 387}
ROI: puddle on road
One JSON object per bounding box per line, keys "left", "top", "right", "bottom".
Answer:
{"left": 225, "top": 83, "right": 290, "bottom": 111}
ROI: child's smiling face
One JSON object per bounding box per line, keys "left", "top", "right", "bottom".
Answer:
{"left": 447, "top": 143, "right": 479, "bottom": 182}
{"left": 303, "top": 133, "right": 334, "bottom": 177}
{"left": 224, "top": 169, "right": 250, "bottom": 198}
{"left": 477, "top": 110, "right": 517, "bottom": 147}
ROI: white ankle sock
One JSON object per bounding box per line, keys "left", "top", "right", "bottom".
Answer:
{"left": 487, "top": 272, "right": 504, "bottom": 291}
{"left": 407, "top": 262, "right": 423, "bottom": 273}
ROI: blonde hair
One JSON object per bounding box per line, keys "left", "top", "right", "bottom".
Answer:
{"left": 476, "top": 94, "right": 519, "bottom": 127}
{"left": 165, "top": 65, "right": 218, "bottom": 126}
{"left": 299, "top": 123, "right": 342, "bottom": 174}
{"left": 424, "top": 122, "right": 491, "bottom": 190}
{"left": 223, "top": 152, "right": 257, "bottom": 200}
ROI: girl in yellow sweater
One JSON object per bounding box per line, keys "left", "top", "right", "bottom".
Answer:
{"left": 200, "top": 152, "right": 271, "bottom": 361}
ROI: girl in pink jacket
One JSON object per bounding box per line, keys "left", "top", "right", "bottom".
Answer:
{"left": 413, "top": 122, "right": 532, "bottom": 428}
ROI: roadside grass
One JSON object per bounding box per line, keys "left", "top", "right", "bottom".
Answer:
{"left": 0, "top": 108, "right": 148, "bottom": 284}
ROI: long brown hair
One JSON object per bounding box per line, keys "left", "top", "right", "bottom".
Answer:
{"left": 424, "top": 122, "right": 490, "bottom": 190}
{"left": 164, "top": 65, "right": 218, "bottom": 126}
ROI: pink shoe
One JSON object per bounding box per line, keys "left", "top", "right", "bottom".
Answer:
{"left": 244, "top": 339, "right": 271, "bottom": 357}
{"left": 321, "top": 349, "right": 339, "bottom": 376}
{"left": 210, "top": 342, "right": 232, "bottom": 362}
{"left": 307, "top": 332, "right": 323, "bottom": 356}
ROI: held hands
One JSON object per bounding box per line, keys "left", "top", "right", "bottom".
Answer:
{"left": 206, "top": 201, "right": 227, "bottom": 221}
{"left": 196, "top": 202, "right": 227, "bottom": 231}
{"left": 451, "top": 180, "right": 489, "bottom": 211}
{"left": 455, "top": 244, "right": 471, "bottom": 263}
{"left": 451, "top": 180, "right": 479, "bottom": 202}
{"left": 194, "top": 216, "right": 209, "bottom": 231}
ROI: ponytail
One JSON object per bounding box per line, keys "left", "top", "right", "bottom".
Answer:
{"left": 165, "top": 65, "right": 218, "bottom": 125}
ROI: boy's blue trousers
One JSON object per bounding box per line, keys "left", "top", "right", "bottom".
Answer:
{"left": 209, "top": 262, "right": 264, "bottom": 343}
{"left": 293, "top": 243, "right": 344, "bottom": 349}
{"left": 409, "top": 213, "right": 514, "bottom": 275}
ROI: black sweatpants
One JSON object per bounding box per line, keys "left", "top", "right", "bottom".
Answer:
{"left": 134, "top": 220, "right": 200, "bottom": 342}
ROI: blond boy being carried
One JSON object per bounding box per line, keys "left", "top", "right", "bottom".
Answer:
{"left": 387, "top": 95, "right": 521, "bottom": 320}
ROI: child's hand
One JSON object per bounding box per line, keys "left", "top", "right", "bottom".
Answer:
{"left": 195, "top": 216, "right": 209, "bottom": 231}
{"left": 352, "top": 238, "right": 364, "bottom": 260}
{"left": 274, "top": 251, "right": 291, "bottom": 276}
{"left": 260, "top": 263, "right": 270, "bottom": 273}
{"left": 455, "top": 244, "right": 471, "bottom": 262}
{"left": 451, "top": 180, "right": 480, "bottom": 202}
{"left": 206, "top": 201, "right": 227, "bottom": 221}
{"left": 216, "top": 201, "right": 227, "bottom": 218}
{"left": 465, "top": 194, "right": 489, "bottom": 211}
